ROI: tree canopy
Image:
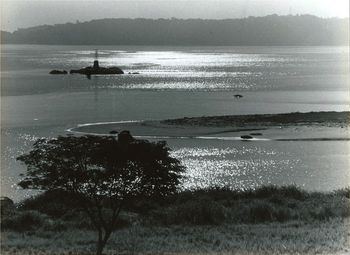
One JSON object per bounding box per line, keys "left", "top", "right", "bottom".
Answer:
{"left": 17, "top": 134, "right": 184, "bottom": 255}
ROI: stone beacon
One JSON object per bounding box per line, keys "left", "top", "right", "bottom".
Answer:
{"left": 93, "top": 49, "right": 99, "bottom": 69}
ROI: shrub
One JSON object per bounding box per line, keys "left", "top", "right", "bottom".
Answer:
{"left": 152, "top": 199, "right": 226, "bottom": 225}
{"left": 279, "top": 185, "right": 308, "bottom": 201}
{"left": 42, "top": 219, "right": 68, "bottom": 231}
{"left": 269, "top": 195, "right": 286, "bottom": 205}
{"left": 18, "top": 190, "right": 79, "bottom": 218}
{"left": 335, "top": 188, "right": 350, "bottom": 198}
{"left": 246, "top": 201, "right": 294, "bottom": 223}
{"left": 1, "top": 210, "right": 48, "bottom": 231}
{"left": 248, "top": 201, "right": 275, "bottom": 223}
{"left": 251, "top": 185, "right": 307, "bottom": 201}
{"left": 310, "top": 206, "right": 335, "bottom": 220}
{"left": 274, "top": 207, "right": 294, "bottom": 222}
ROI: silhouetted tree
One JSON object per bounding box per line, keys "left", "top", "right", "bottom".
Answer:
{"left": 17, "top": 135, "right": 184, "bottom": 255}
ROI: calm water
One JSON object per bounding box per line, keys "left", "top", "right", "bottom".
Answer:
{"left": 1, "top": 45, "right": 349, "bottom": 201}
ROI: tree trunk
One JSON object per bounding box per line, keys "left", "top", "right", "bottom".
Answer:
{"left": 96, "top": 230, "right": 105, "bottom": 255}
{"left": 96, "top": 238, "right": 108, "bottom": 255}
{"left": 94, "top": 203, "right": 122, "bottom": 255}
{"left": 96, "top": 229, "right": 112, "bottom": 255}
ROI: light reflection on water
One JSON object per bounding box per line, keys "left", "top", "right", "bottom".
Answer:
{"left": 165, "top": 139, "right": 349, "bottom": 192}
{"left": 170, "top": 146, "right": 300, "bottom": 190}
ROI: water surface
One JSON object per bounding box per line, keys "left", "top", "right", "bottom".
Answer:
{"left": 1, "top": 45, "right": 349, "bottom": 201}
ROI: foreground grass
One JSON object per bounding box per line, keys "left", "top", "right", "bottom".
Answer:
{"left": 1, "top": 186, "right": 350, "bottom": 254}
{"left": 1, "top": 219, "right": 350, "bottom": 255}
{"left": 2, "top": 218, "right": 350, "bottom": 255}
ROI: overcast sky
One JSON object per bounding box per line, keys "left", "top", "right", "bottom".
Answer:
{"left": 1, "top": 0, "right": 349, "bottom": 32}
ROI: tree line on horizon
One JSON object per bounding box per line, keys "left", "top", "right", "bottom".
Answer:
{"left": 1, "top": 15, "right": 349, "bottom": 45}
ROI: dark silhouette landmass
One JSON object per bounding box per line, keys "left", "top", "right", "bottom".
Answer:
{"left": 1, "top": 15, "right": 348, "bottom": 45}
{"left": 70, "top": 66, "right": 124, "bottom": 75}
{"left": 49, "top": 70, "right": 67, "bottom": 74}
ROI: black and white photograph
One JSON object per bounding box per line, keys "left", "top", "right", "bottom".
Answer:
{"left": 0, "top": 0, "right": 349, "bottom": 254}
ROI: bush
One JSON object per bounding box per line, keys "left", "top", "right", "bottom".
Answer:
{"left": 1, "top": 210, "right": 48, "bottom": 231}
{"left": 269, "top": 195, "right": 286, "bottom": 205}
{"left": 335, "top": 188, "right": 350, "bottom": 198}
{"left": 42, "top": 219, "right": 68, "bottom": 231}
{"left": 248, "top": 201, "right": 275, "bottom": 223}
{"left": 310, "top": 206, "right": 335, "bottom": 220}
{"left": 245, "top": 201, "right": 295, "bottom": 223}
{"left": 18, "top": 190, "right": 79, "bottom": 218}
{"left": 251, "top": 185, "right": 307, "bottom": 201}
{"left": 279, "top": 186, "right": 308, "bottom": 201}
{"left": 151, "top": 199, "right": 226, "bottom": 225}
{"left": 61, "top": 209, "right": 131, "bottom": 230}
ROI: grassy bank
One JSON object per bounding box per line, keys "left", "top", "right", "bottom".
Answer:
{"left": 1, "top": 186, "right": 350, "bottom": 254}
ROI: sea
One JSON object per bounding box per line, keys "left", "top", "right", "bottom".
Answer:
{"left": 1, "top": 45, "right": 349, "bottom": 201}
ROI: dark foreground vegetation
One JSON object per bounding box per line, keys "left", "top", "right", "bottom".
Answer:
{"left": 1, "top": 186, "right": 350, "bottom": 254}
{"left": 3, "top": 185, "right": 350, "bottom": 229}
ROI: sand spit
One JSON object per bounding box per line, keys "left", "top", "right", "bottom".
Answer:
{"left": 68, "top": 112, "right": 350, "bottom": 141}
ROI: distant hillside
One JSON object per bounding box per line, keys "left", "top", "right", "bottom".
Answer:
{"left": 1, "top": 15, "right": 349, "bottom": 45}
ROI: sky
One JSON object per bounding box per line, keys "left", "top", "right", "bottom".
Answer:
{"left": 1, "top": 0, "right": 349, "bottom": 32}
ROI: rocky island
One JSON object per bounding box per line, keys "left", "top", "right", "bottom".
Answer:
{"left": 50, "top": 50, "right": 124, "bottom": 76}
{"left": 70, "top": 59, "right": 123, "bottom": 75}
{"left": 49, "top": 70, "right": 68, "bottom": 74}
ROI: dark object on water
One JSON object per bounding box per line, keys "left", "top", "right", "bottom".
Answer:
{"left": 109, "top": 130, "right": 119, "bottom": 135}
{"left": 70, "top": 66, "right": 124, "bottom": 75}
{"left": 50, "top": 70, "right": 67, "bottom": 74}
{"left": 234, "top": 94, "right": 243, "bottom": 99}
{"left": 241, "top": 135, "right": 253, "bottom": 139}
{"left": 250, "top": 132, "right": 263, "bottom": 136}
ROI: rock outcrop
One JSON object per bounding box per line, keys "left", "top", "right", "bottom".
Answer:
{"left": 50, "top": 70, "right": 68, "bottom": 74}
{"left": 70, "top": 66, "right": 124, "bottom": 75}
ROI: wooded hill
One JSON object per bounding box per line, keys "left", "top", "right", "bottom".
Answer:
{"left": 1, "top": 15, "right": 348, "bottom": 45}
